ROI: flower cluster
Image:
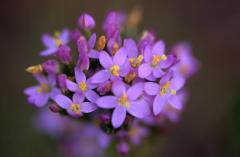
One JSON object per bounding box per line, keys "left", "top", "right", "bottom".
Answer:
{"left": 24, "top": 10, "right": 199, "bottom": 156}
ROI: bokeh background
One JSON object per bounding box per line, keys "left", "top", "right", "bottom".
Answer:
{"left": 1, "top": 0, "right": 240, "bottom": 157}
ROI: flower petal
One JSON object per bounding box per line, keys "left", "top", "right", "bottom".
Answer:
{"left": 88, "top": 33, "right": 96, "bottom": 48}
{"left": 91, "top": 70, "right": 111, "bottom": 83}
{"left": 75, "top": 68, "right": 86, "bottom": 83}
{"left": 153, "top": 95, "right": 166, "bottom": 115}
{"left": 112, "top": 80, "right": 126, "bottom": 96}
{"left": 24, "top": 86, "right": 38, "bottom": 95}
{"left": 124, "top": 38, "right": 138, "bottom": 58}
{"left": 54, "top": 94, "right": 72, "bottom": 109}
{"left": 60, "top": 29, "right": 70, "bottom": 44}
{"left": 113, "top": 48, "right": 127, "bottom": 66}
{"left": 96, "top": 96, "right": 117, "bottom": 108}
{"left": 34, "top": 94, "right": 49, "bottom": 107}
{"left": 143, "top": 45, "right": 152, "bottom": 62}
{"left": 127, "top": 100, "right": 150, "bottom": 118}
{"left": 49, "top": 88, "right": 61, "bottom": 99}
{"left": 42, "top": 34, "right": 55, "bottom": 48}
{"left": 171, "top": 75, "right": 185, "bottom": 90}
{"left": 73, "top": 93, "right": 84, "bottom": 104}
{"left": 88, "top": 49, "right": 99, "bottom": 59}
{"left": 99, "top": 51, "right": 113, "bottom": 68}
{"left": 152, "top": 40, "right": 165, "bottom": 55}
{"left": 138, "top": 63, "right": 152, "bottom": 78}
{"left": 144, "top": 82, "right": 159, "bottom": 95}
{"left": 81, "top": 102, "right": 97, "bottom": 113}
{"left": 168, "top": 96, "right": 182, "bottom": 110}
{"left": 153, "top": 68, "right": 164, "bottom": 78}
{"left": 40, "top": 48, "right": 57, "bottom": 56}
{"left": 66, "top": 80, "right": 78, "bottom": 92}
{"left": 127, "top": 83, "right": 143, "bottom": 100}
{"left": 112, "top": 106, "right": 127, "bottom": 128}
{"left": 85, "top": 90, "right": 99, "bottom": 102}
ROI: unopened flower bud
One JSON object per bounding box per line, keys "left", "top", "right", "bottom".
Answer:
{"left": 78, "top": 13, "right": 95, "bottom": 30}
{"left": 25, "top": 64, "right": 43, "bottom": 74}
{"left": 56, "top": 45, "right": 72, "bottom": 64}
{"left": 117, "top": 142, "right": 129, "bottom": 156}
{"left": 42, "top": 60, "right": 59, "bottom": 74}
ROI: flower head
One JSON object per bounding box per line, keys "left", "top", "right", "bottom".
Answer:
{"left": 78, "top": 13, "right": 95, "bottom": 30}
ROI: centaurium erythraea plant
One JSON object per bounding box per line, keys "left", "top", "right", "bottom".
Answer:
{"left": 24, "top": 10, "right": 199, "bottom": 156}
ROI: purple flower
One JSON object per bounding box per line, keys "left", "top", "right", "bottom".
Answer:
{"left": 91, "top": 49, "right": 128, "bottom": 84}
{"left": 172, "top": 42, "right": 200, "bottom": 78}
{"left": 144, "top": 71, "right": 185, "bottom": 115}
{"left": 66, "top": 68, "right": 99, "bottom": 103}
{"left": 102, "top": 11, "right": 126, "bottom": 39}
{"left": 96, "top": 81, "right": 150, "bottom": 128}
{"left": 42, "top": 59, "right": 59, "bottom": 74}
{"left": 138, "top": 40, "right": 174, "bottom": 79}
{"left": 54, "top": 93, "right": 97, "bottom": 117}
{"left": 24, "top": 74, "right": 61, "bottom": 107}
{"left": 78, "top": 13, "right": 95, "bottom": 30}
{"left": 40, "top": 29, "right": 70, "bottom": 56}
{"left": 56, "top": 45, "right": 72, "bottom": 64}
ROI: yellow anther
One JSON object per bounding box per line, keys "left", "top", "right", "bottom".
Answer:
{"left": 128, "top": 55, "right": 143, "bottom": 68}
{"left": 70, "top": 103, "right": 81, "bottom": 115}
{"left": 96, "top": 35, "right": 106, "bottom": 51}
{"left": 25, "top": 65, "right": 43, "bottom": 74}
{"left": 37, "top": 83, "right": 49, "bottom": 93}
{"left": 109, "top": 65, "right": 120, "bottom": 76}
{"left": 112, "top": 42, "right": 119, "bottom": 55}
{"left": 171, "top": 90, "right": 176, "bottom": 95}
{"left": 160, "top": 54, "right": 167, "bottom": 60}
{"left": 124, "top": 71, "right": 137, "bottom": 83}
{"left": 118, "top": 93, "right": 130, "bottom": 108}
{"left": 78, "top": 82, "right": 87, "bottom": 92}
{"left": 160, "top": 81, "right": 171, "bottom": 96}
{"left": 54, "top": 38, "right": 63, "bottom": 46}
{"left": 151, "top": 54, "right": 167, "bottom": 67}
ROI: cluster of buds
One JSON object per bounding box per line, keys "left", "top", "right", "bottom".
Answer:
{"left": 25, "top": 10, "right": 199, "bottom": 156}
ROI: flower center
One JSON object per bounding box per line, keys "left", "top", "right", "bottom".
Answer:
{"left": 118, "top": 93, "right": 130, "bottom": 108}
{"left": 151, "top": 54, "right": 167, "bottom": 67}
{"left": 70, "top": 103, "right": 81, "bottom": 115}
{"left": 160, "top": 81, "right": 176, "bottom": 96}
{"left": 124, "top": 71, "right": 137, "bottom": 83}
{"left": 109, "top": 65, "right": 120, "bottom": 76}
{"left": 37, "top": 83, "right": 50, "bottom": 93}
{"left": 128, "top": 55, "right": 143, "bottom": 68}
{"left": 54, "top": 32, "right": 62, "bottom": 46}
{"left": 78, "top": 81, "right": 87, "bottom": 92}
{"left": 96, "top": 35, "right": 106, "bottom": 51}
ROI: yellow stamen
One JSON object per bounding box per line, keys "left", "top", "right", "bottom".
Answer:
{"left": 128, "top": 55, "right": 143, "bottom": 68}
{"left": 70, "top": 103, "right": 81, "bottom": 115}
{"left": 124, "top": 71, "right": 137, "bottom": 83}
{"left": 37, "top": 83, "right": 50, "bottom": 93}
{"left": 118, "top": 93, "right": 130, "bottom": 108}
{"left": 25, "top": 65, "right": 43, "bottom": 74}
{"left": 54, "top": 38, "right": 62, "bottom": 46}
{"left": 112, "top": 42, "right": 119, "bottom": 55}
{"left": 151, "top": 54, "right": 167, "bottom": 67}
{"left": 109, "top": 65, "right": 120, "bottom": 76}
{"left": 96, "top": 35, "right": 106, "bottom": 51}
{"left": 78, "top": 82, "right": 87, "bottom": 92}
{"left": 160, "top": 81, "right": 171, "bottom": 96}
{"left": 171, "top": 90, "right": 177, "bottom": 95}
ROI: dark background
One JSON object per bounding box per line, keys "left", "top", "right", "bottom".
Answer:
{"left": 1, "top": 0, "right": 240, "bottom": 156}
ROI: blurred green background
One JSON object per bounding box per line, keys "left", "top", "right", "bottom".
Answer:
{"left": 1, "top": 0, "right": 240, "bottom": 156}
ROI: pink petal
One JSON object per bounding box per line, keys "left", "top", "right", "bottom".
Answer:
{"left": 88, "top": 49, "right": 99, "bottom": 59}
{"left": 113, "top": 48, "right": 127, "bottom": 66}
{"left": 153, "top": 68, "right": 164, "bottom": 78}
{"left": 127, "top": 100, "right": 150, "bottom": 118}
{"left": 138, "top": 63, "right": 152, "bottom": 78}
{"left": 152, "top": 40, "right": 165, "bottom": 55}
{"left": 144, "top": 82, "right": 159, "bottom": 95}
{"left": 75, "top": 68, "right": 86, "bottom": 83}
{"left": 42, "top": 34, "right": 55, "bottom": 48}
{"left": 91, "top": 70, "right": 111, "bottom": 83}
{"left": 66, "top": 80, "right": 78, "bottom": 92}
{"left": 112, "top": 106, "right": 127, "bottom": 128}
{"left": 112, "top": 80, "right": 126, "bottom": 96}
{"left": 85, "top": 90, "right": 99, "bottom": 102}
{"left": 72, "top": 93, "right": 84, "bottom": 104}
{"left": 96, "top": 96, "right": 117, "bottom": 108}
{"left": 81, "top": 102, "right": 97, "bottom": 113}
{"left": 54, "top": 94, "right": 72, "bottom": 109}
{"left": 124, "top": 38, "right": 138, "bottom": 58}
{"left": 40, "top": 48, "right": 57, "bottom": 56}
{"left": 99, "top": 51, "right": 113, "bottom": 68}
{"left": 168, "top": 96, "right": 182, "bottom": 110}
{"left": 127, "top": 83, "right": 143, "bottom": 100}
{"left": 143, "top": 45, "right": 152, "bottom": 62}
{"left": 153, "top": 95, "right": 166, "bottom": 115}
